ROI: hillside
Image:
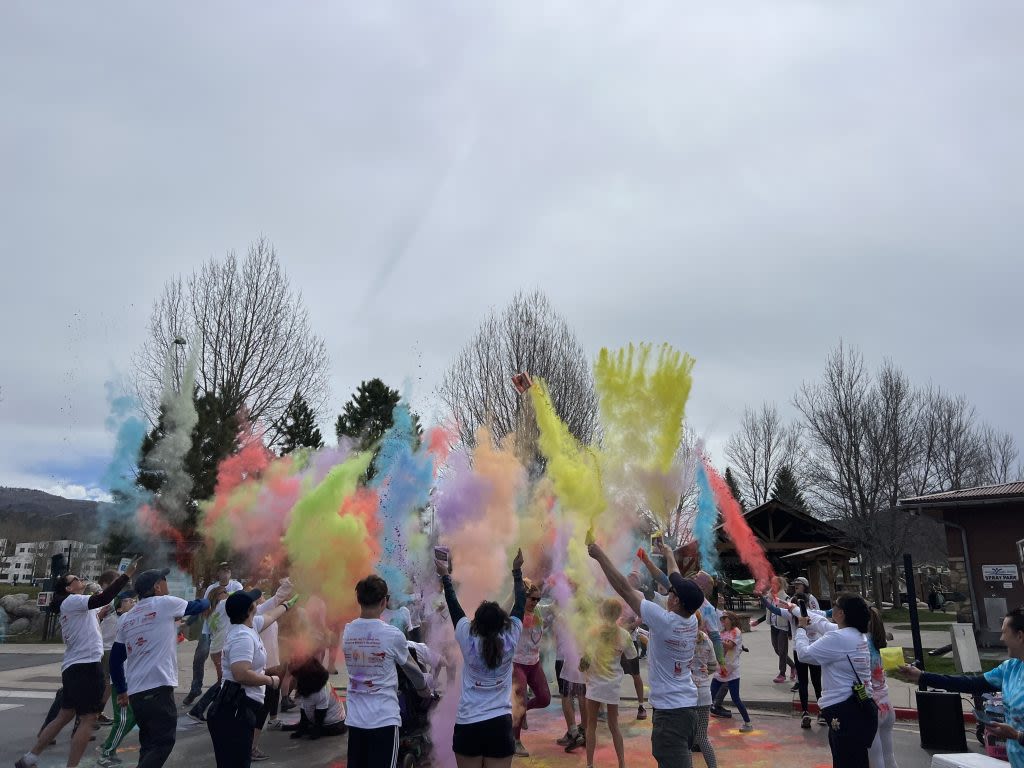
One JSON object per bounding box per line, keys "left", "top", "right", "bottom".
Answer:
{"left": 0, "top": 487, "right": 103, "bottom": 544}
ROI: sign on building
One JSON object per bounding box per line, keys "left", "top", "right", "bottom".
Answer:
{"left": 981, "top": 564, "right": 1020, "bottom": 583}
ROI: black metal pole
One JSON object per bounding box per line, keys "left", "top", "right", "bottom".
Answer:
{"left": 904, "top": 552, "right": 926, "bottom": 690}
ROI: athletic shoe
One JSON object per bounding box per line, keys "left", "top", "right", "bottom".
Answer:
{"left": 789, "top": 669, "right": 797, "bottom": 681}
{"left": 739, "top": 722, "right": 754, "bottom": 733}
{"left": 564, "top": 732, "right": 585, "bottom": 753}
{"left": 817, "top": 713, "right": 827, "bottom": 726}
{"left": 181, "top": 694, "right": 198, "bottom": 707}
{"left": 187, "top": 712, "right": 206, "bottom": 724}
{"left": 709, "top": 706, "right": 732, "bottom": 719}
{"left": 97, "top": 714, "right": 114, "bottom": 725}
{"left": 791, "top": 682, "right": 800, "bottom": 692}
{"left": 597, "top": 709, "right": 607, "bottom": 722}
{"left": 250, "top": 748, "right": 269, "bottom": 761}
{"left": 801, "top": 712, "right": 812, "bottom": 729}
{"left": 15, "top": 758, "right": 35, "bottom": 768}
{"left": 636, "top": 704, "right": 647, "bottom": 720}
{"left": 556, "top": 731, "right": 574, "bottom": 746}
{"left": 280, "top": 695, "right": 296, "bottom": 712}
{"left": 97, "top": 756, "right": 123, "bottom": 767}
{"left": 514, "top": 740, "right": 530, "bottom": 757}
{"left": 772, "top": 674, "right": 786, "bottom": 684}
{"left": 265, "top": 719, "right": 284, "bottom": 731}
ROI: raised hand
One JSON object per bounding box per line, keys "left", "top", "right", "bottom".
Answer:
{"left": 512, "top": 548, "right": 524, "bottom": 570}
{"left": 125, "top": 556, "right": 143, "bottom": 578}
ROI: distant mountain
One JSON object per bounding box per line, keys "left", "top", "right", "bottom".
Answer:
{"left": 0, "top": 487, "right": 103, "bottom": 544}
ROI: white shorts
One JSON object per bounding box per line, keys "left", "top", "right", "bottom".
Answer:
{"left": 585, "top": 677, "right": 622, "bottom": 706}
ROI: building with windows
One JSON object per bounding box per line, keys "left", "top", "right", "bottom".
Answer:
{"left": 0, "top": 540, "right": 105, "bottom": 585}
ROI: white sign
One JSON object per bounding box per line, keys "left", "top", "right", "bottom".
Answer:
{"left": 36, "top": 592, "right": 52, "bottom": 608}
{"left": 982, "top": 564, "right": 1019, "bottom": 583}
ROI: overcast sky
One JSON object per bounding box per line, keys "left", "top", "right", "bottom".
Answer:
{"left": 2, "top": 3, "right": 1022, "bottom": 501}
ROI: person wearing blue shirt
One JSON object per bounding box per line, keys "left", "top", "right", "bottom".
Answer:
{"left": 900, "top": 606, "right": 1024, "bottom": 768}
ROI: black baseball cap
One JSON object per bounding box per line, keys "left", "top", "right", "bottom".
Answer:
{"left": 668, "top": 573, "right": 705, "bottom": 614}
{"left": 134, "top": 569, "right": 170, "bottom": 597}
{"left": 225, "top": 589, "right": 262, "bottom": 623}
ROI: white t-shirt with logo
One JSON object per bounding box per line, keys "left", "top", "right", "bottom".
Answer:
{"left": 59, "top": 594, "right": 104, "bottom": 671}
{"left": 455, "top": 614, "right": 523, "bottom": 724}
{"left": 640, "top": 599, "right": 699, "bottom": 710}
{"left": 115, "top": 595, "right": 189, "bottom": 695}
{"left": 381, "top": 607, "right": 412, "bottom": 636}
{"left": 100, "top": 609, "right": 120, "bottom": 652}
{"left": 223, "top": 616, "right": 268, "bottom": 704}
{"left": 201, "top": 580, "right": 243, "bottom": 635}
{"left": 512, "top": 607, "right": 548, "bottom": 665}
{"left": 716, "top": 627, "right": 743, "bottom": 682}
{"left": 342, "top": 618, "right": 409, "bottom": 729}
{"left": 299, "top": 683, "right": 347, "bottom": 726}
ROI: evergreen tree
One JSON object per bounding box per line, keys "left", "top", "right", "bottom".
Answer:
{"left": 724, "top": 467, "right": 746, "bottom": 512}
{"left": 335, "top": 379, "right": 403, "bottom": 451}
{"left": 771, "top": 465, "right": 807, "bottom": 512}
{"left": 278, "top": 392, "right": 324, "bottom": 455}
{"left": 138, "top": 390, "right": 239, "bottom": 532}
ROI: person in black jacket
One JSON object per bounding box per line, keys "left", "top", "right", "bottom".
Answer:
{"left": 15, "top": 558, "right": 139, "bottom": 768}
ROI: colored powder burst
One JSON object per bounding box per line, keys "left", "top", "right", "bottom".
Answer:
{"left": 283, "top": 451, "right": 380, "bottom": 620}
{"left": 594, "top": 343, "right": 695, "bottom": 527}
{"left": 99, "top": 384, "right": 151, "bottom": 529}
{"left": 371, "top": 403, "right": 441, "bottom": 598}
{"left": 706, "top": 462, "right": 776, "bottom": 591}
{"left": 693, "top": 462, "right": 721, "bottom": 575}
{"left": 437, "top": 427, "right": 524, "bottom": 609}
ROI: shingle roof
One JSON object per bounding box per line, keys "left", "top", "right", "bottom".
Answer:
{"left": 900, "top": 482, "right": 1024, "bottom": 505}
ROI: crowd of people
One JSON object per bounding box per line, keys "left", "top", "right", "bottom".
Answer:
{"left": 11, "top": 543, "right": 1024, "bottom": 768}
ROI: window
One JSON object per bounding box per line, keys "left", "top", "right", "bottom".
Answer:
{"left": 18, "top": 547, "right": 24, "bottom": 553}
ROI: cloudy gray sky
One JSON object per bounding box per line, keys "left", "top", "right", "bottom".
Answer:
{"left": 2, "top": 3, "right": 1022, "bottom": 500}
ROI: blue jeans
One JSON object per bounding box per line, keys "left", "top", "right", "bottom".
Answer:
{"left": 188, "top": 634, "right": 211, "bottom": 698}
{"left": 709, "top": 679, "right": 749, "bottom": 722}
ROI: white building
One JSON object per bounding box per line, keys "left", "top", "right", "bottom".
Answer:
{"left": 0, "top": 540, "right": 105, "bottom": 586}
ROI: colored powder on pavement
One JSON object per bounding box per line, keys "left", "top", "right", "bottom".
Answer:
{"left": 694, "top": 462, "right": 721, "bottom": 575}
{"left": 706, "top": 461, "right": 776, "bottom": 590}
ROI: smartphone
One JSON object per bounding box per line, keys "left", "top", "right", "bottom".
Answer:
{"left": 651, "top": 532, "right": 664, "bottom": 549}
{"left": 974, "top": 708, "right": 1000, "bottom": 726}
{"left": 512, "top": 372, "right": 533, "bottom": 393}
{"left": 797, "top": 596, "right": 809, "bottom": 618}
{"left": 434, "top": 546, "right": 450, "bottom": 564}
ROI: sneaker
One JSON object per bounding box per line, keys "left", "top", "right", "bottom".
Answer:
{"left": 597, "top": 709, "right": 607, "bottom": 722}
{"left": 556, "top": 731, "right": 574, "bottom": 746}
{"left": 564, "top": 732, "right": 585, "bottom": 753}
{"left": 709, "top": 706, "right": 732, "bottom": 719}
{"left": 514, "top": 740, "right": 530, "bottom": 757}
{"left": 772, "top": 674, "right": 786, "bottom": 684}
{"left": 97, "top": 714, "right": 114, "bottom": 725}
{"left": 791, "top": 682, "right": 800, "bottom": 692}
{"left": 187, "top": 712, "right": 206, "bottom": 724}
{"left": 182, "top": 693, "right": 198, "bottom": 707}
{"left": 280, "top": 696, "right": 296, "bottom": 712}
{"left": 266, "top": 719, "right": 284, "bottom": 731}
{"left": 739, "top": 722, "right": 754, "bottom": 733}
{"left": 817, "top": 713, "right": 827, "bottom": 726}
{"left": 636, "top": 704, "right": 647, "bottom": 720}
{"left": 789, "top": 669, "right": 797, "bottom": 681}
{"left": 250, "top": 748, "right": 269, "bottom": 761}
{"left": 801, "top": 712, "right": 812, "bottom": 729}
{"left": 15, "top": 758, "right": 35, "bottom": 768}
{"left": 97, "top": 756, "right": 123, "bottom": 767}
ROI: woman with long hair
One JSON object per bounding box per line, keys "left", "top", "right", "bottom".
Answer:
{"left": 436, "top": 547, "right": 526, "bottom": 768}
{"left": 867, "top": 608, "right": 898, "bottom": 768}
{"left": 510, "top": 577, "right": 552, "bottom": 756}
{"left": 576, "top": 598, "right": 636, "bottom": 768}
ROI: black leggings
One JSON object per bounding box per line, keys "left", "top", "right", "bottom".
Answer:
{"left": 793, "top": 649, "right": 821, "bottom": 712}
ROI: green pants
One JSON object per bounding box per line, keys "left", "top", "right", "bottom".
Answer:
{"left": 101, "top": 695, "right": 137, "bottom": 758}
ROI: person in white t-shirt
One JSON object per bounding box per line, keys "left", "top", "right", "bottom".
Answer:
{"left": 184, "top": 563, "right": 243, "bottom": 707}
{"left": 510, "top": 577, "right": 551, "bottom": 757}
{"left": 343, "top": 575, "right": 431, "bottom": 768}
{"left": 108, "top": 568, "right": 209, "bottom": 768}
{"left": 436, "top": 547, "right": 525, "bottom": 768}
{"left": 286, "top": 656, "right": 347, "bottom": 740}
{"left": 15, "top": 561, "right": 136, "bottom": 768}
{"left": 576, "top": 598, "right": 637, "bottom": 768}
{"left": 205, "top": 587, "right": 290, "bottom": 768}
{"left": 589, "top": 539, "right": 705, "bottom": 768}
{"left": 708, "top": 612, "right": 752, "bottom": 731}
{"left": 381, "top": 599, "right": 413, "bottom": 638}
{"left": 689, "top": 612, "right": 719, "bottom": 768}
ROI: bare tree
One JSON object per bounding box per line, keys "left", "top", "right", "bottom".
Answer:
{"left": 978, "top": 424, "right": 1021, "bottom": 484}
{"left": 439, "top": 289, "right": 597, "bottom": 463}
{"left": 725, "top": 402, "right": 803, "bottom": 508}
{"left": 135, "top": 238, "right": 329, "bottom": 446}
{"left": 931, "top": 393, "right": 985, "bottom": 491}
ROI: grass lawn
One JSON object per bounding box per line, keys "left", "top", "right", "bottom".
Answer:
{"left": 0, "top": 585, "right": 41, "bottom": 598}
{"left": 916, "top": 649, "right": 1001, "bottom": 675}
{"left": 881, "top": 607, "right": 956, "bottom": 626}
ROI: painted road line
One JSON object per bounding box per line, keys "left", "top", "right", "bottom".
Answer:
{"left": 0, "top": 703, "right": 23, "bottom": 712}
{"left": 0, "top": 690, "right": 58, "bottom": 699}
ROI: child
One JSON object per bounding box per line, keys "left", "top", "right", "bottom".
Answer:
{"left": 576, "top": 598, "right": 636, "bottom": 768}
{"left": 709, "top": 612, "right": 752, "bottom": 732}
{"left": 690, "top": 612, "right": 719, "bottom": 767}
{"left": 287, "top": 658, "right": 347, "bottom": 740}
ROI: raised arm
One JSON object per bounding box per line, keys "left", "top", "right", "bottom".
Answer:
{"left": 638, "top": 548, "right": 671, "bottom": 591}
{"left": 436, "top": 554, "right": 466, "bottom": 627}
{"left": 588, "top": 542, "right": 643, "bottom": 616}
{"left": 656, "top": 540, "right": 680, "bottom": 577}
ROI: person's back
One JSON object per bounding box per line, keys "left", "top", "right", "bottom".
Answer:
{"left": 642, "top": 599, "right": 699, "bottom": 708}
{"left": 455, "top": 612, "right": 521, "bottom": 723}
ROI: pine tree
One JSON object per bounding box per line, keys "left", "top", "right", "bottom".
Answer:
{"left": 278, "top": 392, "right": 324, "bottom": 455}
{"left": 724, "top": 467, "right": 746, "bottom": 512}
{"left": 335, "top": 379, "right": 403, "bottom": 451}
{"left": 771, "top": 465, "right": 807, "bottom": 512}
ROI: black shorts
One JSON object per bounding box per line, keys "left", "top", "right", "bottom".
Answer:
{"left": 61, "top": 661, "right": 105, "bottom": 715}
{"left": 453, "top": 714, "right": 515, "bottom": 758}
{"left": 620, "top": 653, "right": 640, "bottom": 676}
{"left": 347, "top": 724, "right": 399, "bottom": 768}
